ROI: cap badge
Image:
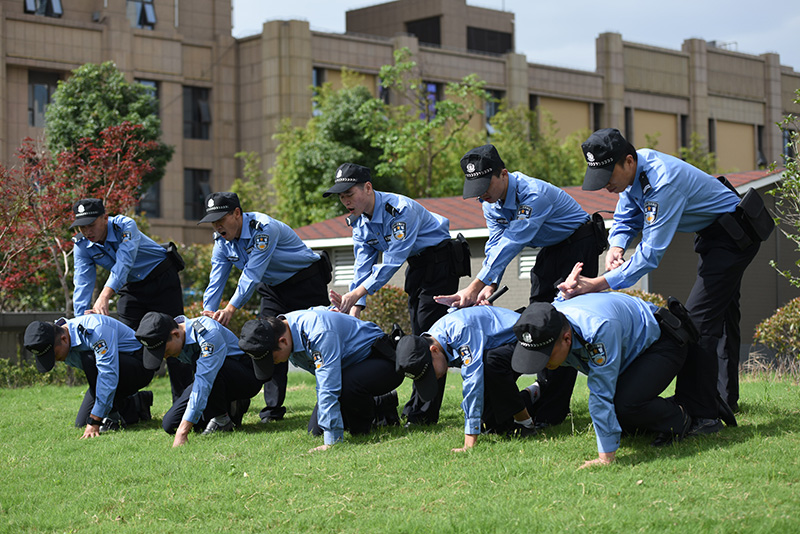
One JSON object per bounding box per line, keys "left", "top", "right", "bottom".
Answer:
{"left": 586, "top": 152, "right": 595, "bottom": 162}
{"left": 207, "top": 198, "right": 214, "bottom": 207}
{"left": 466, "top": 163, "right": 475, "bottom": 173}
{"left": 77, "top": 204, "right": 85, "bottom": 213}
{"left": 522, "top": 332, "right": 532, "bottom": 343}
{"left": 336, "top": 169, "right": 343, "bottom": 178}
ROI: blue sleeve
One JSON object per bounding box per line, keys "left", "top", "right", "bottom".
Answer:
{"left": 607, "top": 193, "right": 643, "bottom": 251}
{"left": 350, "top": 238, "right": 380, "bottom": 308}
{"left": 229, "top": 226, "right": 280, "bottom": 310}
{"left": 310, "top": 332, "right": 345, "bottom": 445}
{"left": 88, "top": 324, "right": 120, "bottom": 419}
{"left": 605, "top": 184, "right": 687, "bottom": 290}
{"left": 360, "top": 206, "right": 424, "bottom": 294}
{"left": 183, "top": 330, "right": 228, "bottom": 424}
{"left": 453, "top": 327, "right": 486, "bottom": 435}
{"left": 72, "top": 243, "right": 97, "bottom": 316}
{"left": 203, "top": 241, "right": 233, "bottom": 312}
{"left": 585, "top": 322, "right": 625, "bottom": 454}
{"left": 477, "top": 201, "right": 551, "bottom": 284}
{"left": 105, "top": 217, "right": 141, "bottom": 292}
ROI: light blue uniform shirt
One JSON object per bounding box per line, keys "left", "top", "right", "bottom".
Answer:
{"left": 72, "top": 215, "right": 168, "bottom": 316}
{"left": 203, "top": 212, "right": 320, "bottom": 311}
{"left": 351, "top": 191, "right": 451, "bottom": 307}
{"left": 284, "top": 308, "right": 385, "bottom": 445}
{"left": 553, "top": 292, "right": 661, "bottom": 454}
{"left": 478, "top": 172, "right": 589, "bottom": 285}
{"left": 172, "top": 316, "right": 245, "bottom": 424}
{"left": 426, "top": 306, "right": 520, "bottom": 435}
{"left": 62, "top": 314, "right": 142, "bottom": 420}
{"left": 605, "top": 149, "right": 740, "bottom": 289}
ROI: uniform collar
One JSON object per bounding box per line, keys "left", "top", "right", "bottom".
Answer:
{"left": 500, "top": 172, "right": 519, "bottom": 211}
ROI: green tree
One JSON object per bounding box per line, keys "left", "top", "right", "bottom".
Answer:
{"left": 489, "top": 105, "right": 588, "bottom": 187}
{"left": 271, "top": 71, "right": 391, "bottom": 228}
{"left": 368, "top": 48, "right": 486, "bottom": 198}
{"left": 679, "top": 132, "right": 717, "bottom": 174}
{"left": 231, "top": 151, "right": 272, "bottom": 213}
{"left": 45, "top": 61, "right": 174, "bottom": 191}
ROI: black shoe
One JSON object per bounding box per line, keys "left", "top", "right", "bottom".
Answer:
{"left": 202, "top": 415, "right": 234, "bottom": 435}
{"left": 717, "top": 395, "right": 737, "bottom": 427}
{"left": 687, "top": 417, "right": 722, "bottom": 437}
{"left": 230, "top": 398, "right": 251, "bottom": 426}
{"left": 651, "top": 408, "right": 692, "bottom": 447}
{"left": 136, "top": 390, "right": 153, "bottom": 422}
{"left": 99, "top": 411, "right": 125, "bottom": 433}
{"left": 373, "top": 390, "right": 400, "bottom": 427}
{"left": 507, "top": 422, "right": 537, "bottom": 438}
{"left": 404, "top": 418, "right": 434, "bottom": 430}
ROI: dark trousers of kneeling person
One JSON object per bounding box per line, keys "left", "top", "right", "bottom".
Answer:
{"left": 116, "top": 258, "right": 195, "bottom": 404}
{"left": 401, "top": 240, "right": 461, "bottom": 425}
{"left": 308, "top": 353, "right": 404, "bottom": 438}
{"left": 481, "top": 343, "right": 537, "bottom": 433}
{"left": 526, "top": 219, "right": 603, "bottom": 427}
{"left": 256, "top": 256, "right": 332, "bottom": 423}
{"left": 74, "top": 348, "right": 156, "bottom": 427}
{"left": 161, "top": 355, "right": 264, "bottom": 434}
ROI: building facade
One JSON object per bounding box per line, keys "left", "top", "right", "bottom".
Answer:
{"left": 1, "top": 0, "right": 799, "bottom": 245}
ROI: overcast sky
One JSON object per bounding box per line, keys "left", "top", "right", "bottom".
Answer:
{"left": 231, "top": 0, "right": 800, "bottom": 73}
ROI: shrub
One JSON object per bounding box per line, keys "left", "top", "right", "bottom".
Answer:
{"left": 361, "top": 285, "right": 412, "bottom": 335}
{"left": 754, "top": 297, "right": 800, "bottom": 360}
{"left": 183, "top": 300, "right": 259, "bottom": 338}
{"left": 0, "top": 358, "right": 87, "bottom": 388}
{"left": 617, "top": 288, "right": 667, "bottom": 308}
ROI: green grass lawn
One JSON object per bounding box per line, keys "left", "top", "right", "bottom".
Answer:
{"left": 1, "top": 371, "right": 799, "bottom": 533}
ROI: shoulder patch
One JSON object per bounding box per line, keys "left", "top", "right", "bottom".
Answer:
{"left": 200, "top": 341, "right": 214, "bottom": 358}
{"left": 121, "top": 231, "right": 132, "bottom": 242}
{"left": 644, "top": 202, "right": 659, "bottom": 225}
{"left": 92, "top": 339, "right": 109, "bottom": 358}
{"left": 457, "top": 345, "right": 473, "bottom": 366}
{"left": 587, "top": 343, "right": 607, "bottom": 366}
{"left": 312, "top": 350, "right": 323, "bottom": 369}
{"left": 516, "top": 205, "right": 532, "bottom": 220}
{"left": 392, "top": 221, "right": 407, "bottom": 240}
{"left": 254, "top": 233, "right": 269, "bottom": 251}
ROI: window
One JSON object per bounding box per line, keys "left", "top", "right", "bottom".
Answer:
{"left": 708, "top": 118, "right": 717, "bottom": 153}
{"left": 783, "top": 128, "right": 797, "bottom": 159}
{"left": 184, "top": 169, "right": 211, "bottom": 220}
{"left": 127, "top": 0, "right": 156, "bottom": 30}
{"left": 405, "top": 17, "right": 441, "bottom": 46}
{"left": 333, "top": 248, "right": 355, "bottom": 286}
{"left": 183, "top": 86, "right": 211, "bottom": 139}
{"left": 467, "top": 27, "right": 512, "bottom": 55}
{"left": 135, "top": 79, "right": 160, "bottom": 118}
{"left": 312, "top": 68, "right": 325, "bottom": 117}
{"left": 28, "top": 71, "right": 60, "bottom": 128}
{"left": 756, "top": 125, "right": 767, "bottom": 168}
{"left": 680, "top": 114, "right": 689, "bottom": 148}
{"left": 421, "top": 82, "right": 442, "bottom": 119}
{"left": 485, "top": 89, "right": 504, "bottom": 132}
{"left": 24, "top": 0, "right": 62, "bottom": 18}
{"left": 518, "top": 248, "right": 540, "bottom": 279}
{"left": 624, "top": 107, "right": 634, "bottom": 140}
{"left": 138, "top": 181, "right": 161, "bottom": 218}
{"left": 592, "top": 103, "right": 603, "bottom": 132}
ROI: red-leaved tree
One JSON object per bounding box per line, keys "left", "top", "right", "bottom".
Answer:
{"left": 0, "top": 122, "right": 156, "bottom": 313}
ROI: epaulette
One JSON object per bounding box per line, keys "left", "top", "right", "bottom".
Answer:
{"left": 72, "top": 233, "right": 85, "bottom": 243}
{"left": 249, "top": 219, "right": 263, "bottom": 231}
{"left": 346, "top": 215, "right": 355, "bottom": 227}
{"left": 112, "top": 222, "right": 122, "bottom": 234}
{"left": 638, "top": 172, "right": 651, "bottom": 195}
{"left": 385, "top": 202, "right": 399, "bottom": 218}
{"left": 192, "top": 320, "right": 208, "bottom": 337}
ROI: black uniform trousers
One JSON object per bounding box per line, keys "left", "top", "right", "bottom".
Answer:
{"left": 116, "top": 258, "right": 194, "bottom": 404}
{"left": 680, "top": 222, "right": 760, "bottom": 417}
{"left": 401, "top": 239, "right": 461, "bottom": 425}
{"left": 74, "top": 348, "right": 155, "bottom": 427}
{"left": 308, "top": 351, "right": 405, "bottom": 437}
{"left": 479, "top": 343, "right": 533, "bottom": 433}
{"left": 162, "top": 355, "right": 263, "bottom": 434}
{"left": 256, "top": 257, "right": 332, "bottom": 422}
{"left": 527, "top": 219, "right": 603, "bottom": 427}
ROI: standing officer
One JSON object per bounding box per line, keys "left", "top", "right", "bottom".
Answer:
{"left": 435, "top": 144, "right": 608, "bottom": 428}
{"left": 237, "top": 308, "right": 404, "bottom": 452}
{"left": 323, "top": 163, "right": 470, "bottom": 427}
{"left": 512, "top": 293, "right": 699, "bottom": 469}
{"left": 70, "top": 198, "right": 192, "bottom": 402}
{"left": 395, "top": 306, "right": 538, "bottom": 453}
{"left": 135, "top": 311, "right": 264, "bottom": 447}
{"left": 199, "top": 191, "right": 332, "bottom": 424}
{"left": 560, "top": 128, "right": 772, "bottom": 418}
{"left": 24, "top": 315, "right": 155, "bottom": 437}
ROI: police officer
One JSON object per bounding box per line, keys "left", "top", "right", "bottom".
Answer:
{"left": 238, "top": 308, "right": 404, "bottom": 452}
{"left": 199, "top": 192, "right": 332, "bottom": 424}
{"left": 24, "top": 315, "right": 155, "bottom": 438}
{"left": 135, "top": 311, "right": 264, "bottom": 447}
{"left": 322, "top": 163, "right": 469, "bottom": 426}
{"left": 561, "top": 128, "right": 771, "bottom": 419}
{"left": 435, "top": 144, "right": 607, "bottom": 427}
{"left": 395, "top": 306, "right": 538, "bottom": 453}
{"left": 70, "top": 198, "right": 192, "bottom": 403}
{"left": 512, "top": 293, "right": 697, "bottom": 469}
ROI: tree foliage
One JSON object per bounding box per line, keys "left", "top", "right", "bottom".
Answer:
{"left": 45, "top": 61, "right": 174, "bottom": 191}
{"left": 231, "top": 151, "right": 272, "bottom": 213}
{"left": 0, "top": 123, "right": 157, "bottom": 313}
{"left": 679, "top": 132, "right": 717, "bottom": 174}
{"left": 489, "top": 105, "right": 588, "bottom": 187}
